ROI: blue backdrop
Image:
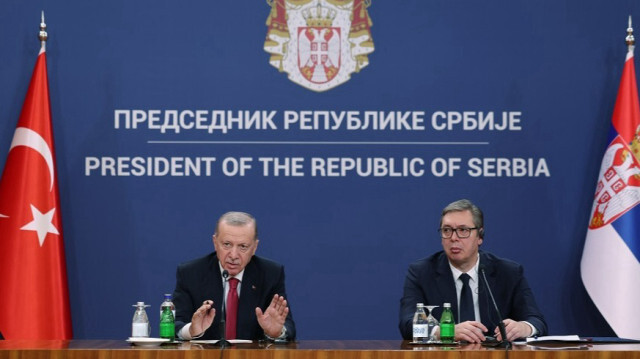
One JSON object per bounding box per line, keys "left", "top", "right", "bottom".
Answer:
{"left": 1, "top": 0, "right": 638, "bottom": 339}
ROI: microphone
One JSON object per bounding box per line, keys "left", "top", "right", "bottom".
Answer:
{"left": 479, "top": 265, "right": 511, "bottom": 349}
{"left": 214, "top": 269, "right": 231, "bottom": 348}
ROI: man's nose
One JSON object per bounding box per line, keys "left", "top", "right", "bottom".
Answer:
{"left": 229, "top": 246, "right": 240, "bottom": 257}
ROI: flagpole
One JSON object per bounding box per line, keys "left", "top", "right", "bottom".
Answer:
{"left": 39, "top": 11, "right": 47, "bottom": 53}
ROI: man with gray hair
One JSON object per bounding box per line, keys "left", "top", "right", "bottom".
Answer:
{"left": 399, "top": 199, "right": 547, "bottom": 343}
{"left": 172, "top": 211, "right": 295, "bottom": 341}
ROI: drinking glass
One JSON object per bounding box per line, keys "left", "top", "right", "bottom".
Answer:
{"left": 425, "top": 305, "right": 439, "bottom": 343}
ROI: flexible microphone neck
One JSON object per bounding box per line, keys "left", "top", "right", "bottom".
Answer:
{"left": 216, "top": 269, "right": 231, "bottom": 348}
{"left": 479, "top": 265, "right": 511, "bottom": 349}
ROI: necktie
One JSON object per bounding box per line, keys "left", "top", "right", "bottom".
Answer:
{"left": 226, "top": 278, "right": 239, "bottom": 339}
{"left": 459, "top": 273, "right": 474, "bottom": 323}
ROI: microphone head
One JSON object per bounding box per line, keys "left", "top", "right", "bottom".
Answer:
{"left": 222, "top": 270, "right": 229, "bottom": 279}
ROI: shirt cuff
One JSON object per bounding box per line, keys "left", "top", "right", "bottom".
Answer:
{"left": 523, "top": 321, "right": 537, "bottom": 337}
{"left": 178, "top": 323, "right": 205, "bottom": 340}
{"left": 265, "top": 326, "right": 287, "bottom": 340}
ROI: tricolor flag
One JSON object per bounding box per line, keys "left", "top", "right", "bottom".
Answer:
{"left": 0, "top": 15, "right": 72, "bottom": 339}
{"left": 581, "top": 19, "right": 640, "bottom": 340}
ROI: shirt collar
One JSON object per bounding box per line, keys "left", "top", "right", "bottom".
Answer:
{"left": 217, "top": 262, "right": 245, "bottom": 282}
{"left": 448, "top": 255, "right": 479, "bottom": 283}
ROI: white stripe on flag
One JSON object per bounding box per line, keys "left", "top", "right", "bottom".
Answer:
{"left": 581, "top": 224, "right": 640, "bottom": 339}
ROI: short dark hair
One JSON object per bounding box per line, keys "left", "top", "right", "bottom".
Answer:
{"left": 440, "top": 199, "right": 484, "bottom": 238}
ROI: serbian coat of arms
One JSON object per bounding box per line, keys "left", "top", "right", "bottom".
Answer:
{"left": 589, "top": 129, "right": 640, "bottom": 229}
{"left": 264, "top": 0, "right": 374, "bottom": 92}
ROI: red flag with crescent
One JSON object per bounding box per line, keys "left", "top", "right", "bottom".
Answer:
{"left": 0, "top": 46, "right": 72, "bottom": 339}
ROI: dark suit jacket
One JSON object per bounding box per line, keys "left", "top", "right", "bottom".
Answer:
{"left": 173, "top": 252, "right": 296, "bottom": 340}
{"left": 399, "top": 250, "right": 547, "bottom": 339}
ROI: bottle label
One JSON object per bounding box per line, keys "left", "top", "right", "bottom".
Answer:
{"left": 160, "top": 323, "right": 175, "bottom": 339}
{"left": 413, "top": 324, "right": 428, "bottom": 337}
{"left": 131, "top": 322, "right": 149, "bottom": 337}
{"left": 440, "top": 324, "right": 455, "bottom": 342}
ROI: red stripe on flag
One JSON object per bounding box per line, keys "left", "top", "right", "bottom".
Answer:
{"left": 612, "top": 54, "right": 640, "bottom": 143}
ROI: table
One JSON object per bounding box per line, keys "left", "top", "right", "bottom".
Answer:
{"left": 1, "top": 340, "right": 640, "bottom": 359}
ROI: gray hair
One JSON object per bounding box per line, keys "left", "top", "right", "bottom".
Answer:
{"left": 440, "top": 199, "right": 484, "bottom": 238}
{"left": 215, "top": 211, "right": 258, "bottom": 240}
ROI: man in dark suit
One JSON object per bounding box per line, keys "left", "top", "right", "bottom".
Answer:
{"left": 399, "top": 199, "right": 547, "bottom": 343}
{"left": 173, "top": 211, "right": 295, "bottom": 341}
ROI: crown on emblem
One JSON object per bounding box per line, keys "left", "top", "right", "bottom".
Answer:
{"left": 303, "top": 2, "right": 336, "bottom": 28}
{"left": 632, "top": 124, "right": 640, "bottom": 160}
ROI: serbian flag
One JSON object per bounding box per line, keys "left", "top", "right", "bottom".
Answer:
{"left": 581, "top": 41, "right": 640, "bottom": 339}
{"left": 0, "top": 37, "right": 72, "bottom": 339}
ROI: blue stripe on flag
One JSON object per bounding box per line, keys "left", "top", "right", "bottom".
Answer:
{"left": 611, "top": 204, "right": 640, "bottom": 262}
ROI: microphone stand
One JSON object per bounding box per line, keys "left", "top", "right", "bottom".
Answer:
{"left": 480, "top": 266, "right": 511, "bottom": 349}
{"left": 214, "top": 270, "right": 231, "bottom": 348}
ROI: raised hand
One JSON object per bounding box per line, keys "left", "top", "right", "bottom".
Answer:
{"left": 255, "top": 294, "right": 289, "bottom": 338}
{"left": 190, "top": 300, "right": 215, "bottom": 337}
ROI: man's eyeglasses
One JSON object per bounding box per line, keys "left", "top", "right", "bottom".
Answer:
{"left": 438, "top": 227, "right": 479, "bottom": 239}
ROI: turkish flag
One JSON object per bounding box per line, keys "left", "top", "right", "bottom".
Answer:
{"left": 0, "top": 46, "right": 72, "bottom": 339}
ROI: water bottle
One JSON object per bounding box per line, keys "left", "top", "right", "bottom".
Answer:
{"left": 131, "top": 302, "right": 150, "bottom": 337}
{"left": 439, "top": 302, "right": 455, "bottom": 343}
{"left": 159, "top": 294, "right": 176, "bottom": 319}
{"left": 159, "top": 294, "right": 175, "bottom": 339}
{"left": 412, "top": 303, "right": 428, "bottom": 343}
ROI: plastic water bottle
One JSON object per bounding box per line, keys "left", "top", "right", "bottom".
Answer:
{"left": 440, "top": 302, "right": 455, "bottom": 343}
{"left": 159, "top": 294, "right": 175, "bottom": 339}
{"left": 131, "top": 302, "right": 150, "bottom": 337}
{"left": 159, "top": 294, "right": 176, "bottom": 320}
{"left": 412, "top": 303, "right": 428, "bottom": 343}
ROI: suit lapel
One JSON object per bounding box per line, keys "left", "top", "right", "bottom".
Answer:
{"left": 478, "top": 252, "right": 498, "bottom": 330}
{"left": 209, "top": 257, "right": 224, "bottom": 306}
{"left": 435, "top": 253, "right": 458, "bottom": 322}
{"left": 207, "top": 256, "right": 224, "bottom": 336}
{"left": 237, "top": 257, "right": 262, "bottom": 339}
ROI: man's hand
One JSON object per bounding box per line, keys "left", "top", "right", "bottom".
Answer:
{"left": 495, "top": 319, "right": 532, "bottom": 341}
{"left": 454, "top": 321, "right": 488, "bottom": 343}
{"left": 256, "top": 294, "right": 289, "bottom": 338}
{"left": 190, "top": 300, "right": 215, "bottom": 337}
